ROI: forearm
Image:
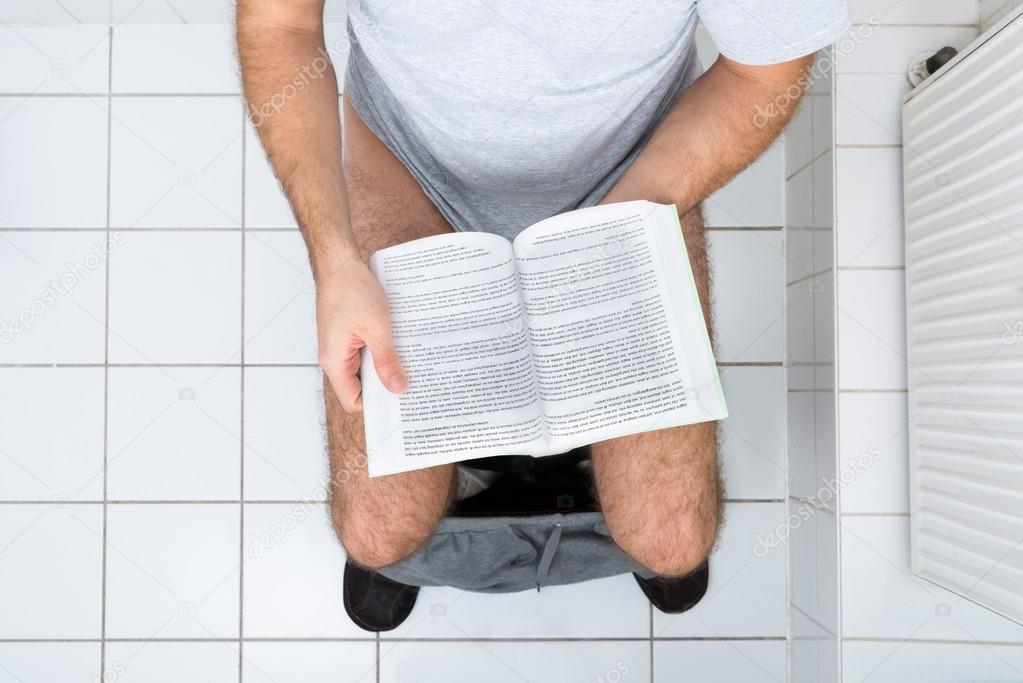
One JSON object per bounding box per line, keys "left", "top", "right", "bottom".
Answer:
{"left": 236, "top": 1, "right": 358, "bottom": 280}
{"left": 603, "top": 54, "right": 812, "bottom": 211}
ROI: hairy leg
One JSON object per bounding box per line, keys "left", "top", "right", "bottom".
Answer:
{"left": 590, "top": 205, "right": 722, "bottom": 577}
{"left": 325, "top": 96, "right": 457, "bottom": 570}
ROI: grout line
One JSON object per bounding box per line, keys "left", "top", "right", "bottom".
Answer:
{"left": 0, "top": 636, "right": 789, "bottom": 643}
{"left": 0, "top": 227, "right": 299, "bottom": 232}
{"left": 0, "top": 363, "right": 320, "bottom": 368}
{"left": 789, "top": 604, "right": 838, "bottom": 639}
{"left": 375, "top": 632, "right": 381, "bottom": 683}
{"left": 0, "top": 498, "right": 787, "bottom": 505}
{"left": 99, "top": 24, "right": 113, "bottom": 683}
{"left": 648, "top": 602, "right": 654, "bottom": 683}
{"left": 238, "top": 100, "right": 247, "bottom": 683}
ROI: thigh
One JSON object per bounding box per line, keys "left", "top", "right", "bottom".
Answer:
{"left": 325, "top": 96, "right": 457, "bottom": 565}
{"left": 589, "top": 205, "right": 721, "bottom": 574}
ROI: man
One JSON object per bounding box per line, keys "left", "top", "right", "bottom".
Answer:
{"left": 237, "top": 0, "right": 848, "bottom": 630}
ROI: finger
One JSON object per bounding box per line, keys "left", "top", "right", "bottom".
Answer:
{"left": 368, "top": 339, "right": 407, "bottom": 394}
{"left": 325, "top": 359, "right": 363, "bottom": 414}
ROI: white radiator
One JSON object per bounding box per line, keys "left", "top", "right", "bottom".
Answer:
{"left": 903, "top": 8, "right": 1023, "bottom": 624}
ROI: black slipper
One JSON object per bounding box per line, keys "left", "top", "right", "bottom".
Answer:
{"left": 633, "top": 560, "right": 709, "bottom": 614}
{"left": 343, "top": 561, "right": 420, "bottom": 632}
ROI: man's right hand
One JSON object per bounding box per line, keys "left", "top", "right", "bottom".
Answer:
{"left": 316, "top": 260, "right": 408, "bottom": 413}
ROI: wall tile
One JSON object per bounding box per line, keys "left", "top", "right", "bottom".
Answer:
{"left": 836, "top": 148, "right": 905, "bottom": 267}
{"left": 841, "top": 516, "right": 1023, "bottom": 641}
{"left": 836, "top": 270, "right": 907, "bottom": 390}
{"left": 838, "top": 392, "right": 910, "bottom": 513}
{"left": 844, "top": 641, "right": 1023, "bottom": 683}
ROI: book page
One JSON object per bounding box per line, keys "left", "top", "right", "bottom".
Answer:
{"left": 513, "top": 201, "right": 727, "bottom": 452}
{"left": 362, "top": 232, "right": 546, "bottom": 477}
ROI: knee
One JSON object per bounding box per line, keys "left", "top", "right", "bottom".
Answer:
{"left": 619, "top": 510, "right": 718, "bottom": 578}
{"left": 331, "top": 503, "right": 433, "bottom": 571}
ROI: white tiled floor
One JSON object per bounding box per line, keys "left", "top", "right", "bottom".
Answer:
{"left": 1, "top": 20, "right": 793, "bottom": 683}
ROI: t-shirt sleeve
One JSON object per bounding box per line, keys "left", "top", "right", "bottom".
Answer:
{"left": 696, "top": 0, "right": 851, "bottom": 65}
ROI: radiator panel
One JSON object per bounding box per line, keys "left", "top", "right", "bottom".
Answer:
{"left": 903, "top": 12, "right": 1023, "bottom": 624}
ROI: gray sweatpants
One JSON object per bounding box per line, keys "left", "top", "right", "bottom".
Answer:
{"left": 378, "top": 511, "right": 654, "bottom": 593}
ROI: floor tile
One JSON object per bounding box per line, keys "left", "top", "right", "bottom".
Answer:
{"left": 0, "top": 643, "right": 100, "bottom": 683}
{"left": 107, "top": 367, "right": 241, "bottom": 500}
{"left": 653, "top": 640, "right": 787, "bottom": 682}
{"left": 653, "top": 502, "right": 786, "bottom": 637}
{"left": 113, "top": 25, "right": 238, "bottom": 93}
{"left": 0, "top": 504, "right": 102, "bottom": 638}
{"left": 0, "top": 25, "right": 108, "bottom": 93}
{"left": 389, "top": 573, "right": 648, "bottom": 639}
{"left": 0, "top": 232, "right": 107, "bottom": 362}
{"left": 708, "top": 231, "right": 785, "bottom": 363}
{"left": 105, "top": 503, "right": 240, "bottom": 638}
{"left": 242, "top": 642, "right": 375, "bottom": 683}
{"left": 379, "top": 641, "right": 650, "bottom": 683}
{"left": 108, "top": 232, "right": 242, "bottom": 363}
{"left": 0, "top": 367, "right": 104, "bottom": 501}
{"left": 242, "top": 503, "right": 361, "bottom": 637}
{"left": 718, "top": 366, "right": 786, "bottom": 499}
{"left": 244, "top": 231, "right": 316, "bottom": 363}
{"left": 243, "top": 367, "right": 327, "bottom": 501}
{"left": 110, "top": 96, "right": 242, "bottom": 228}
{"left": 111, "top": 0, "right": 235, "bottom": 23}
{"left": 104, "top": 641, "right": 239, "bottom": 683}
{"left": 706, "top": 144, "right": 784, "bottom": 228}
{"left": 0, "top": 96, "right": 107, "bottom": 227}
{"left": 243, "top": 123, "right": 297, "bottom": 228}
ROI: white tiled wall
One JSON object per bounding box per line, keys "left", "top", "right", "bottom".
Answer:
{"left": 0, "top": 16, "right": 791, "bottom": 683}
{"left": 830, "top": 2, "right": 1023, "bottom": 682}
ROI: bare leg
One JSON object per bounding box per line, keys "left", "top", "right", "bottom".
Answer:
{"left": 590, "top": 206, "right": 722, "bottom": 577}
{"left": 325, "top": 96, "right": 457, "bottom": 570}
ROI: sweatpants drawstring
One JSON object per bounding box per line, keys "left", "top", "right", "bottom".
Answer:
{"left": 535, "top": 523, "right": 562, "bottom": 591}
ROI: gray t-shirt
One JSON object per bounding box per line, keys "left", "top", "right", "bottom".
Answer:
{"left": 345, "top": 0, "right": 850, "bottom": 239}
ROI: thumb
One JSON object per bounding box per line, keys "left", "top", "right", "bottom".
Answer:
{"left": 368, "top": 338, "right": 408, "bottom": 394}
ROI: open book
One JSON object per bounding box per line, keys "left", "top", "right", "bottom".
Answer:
{"left": 362, "top": 200, "right": 727, "bottom": 477}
